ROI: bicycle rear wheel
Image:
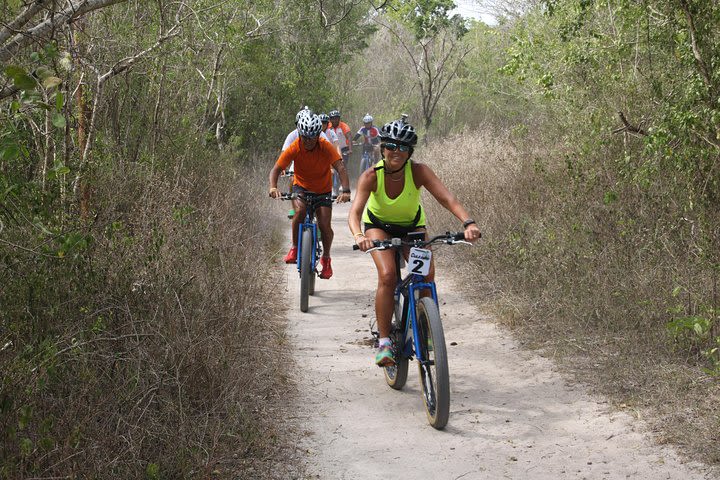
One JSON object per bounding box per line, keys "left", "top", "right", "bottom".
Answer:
{"left": 416, "top": 296, "right": 449, "bottom": 429}
{"left": 299, "top": 229, "right": 313, "bottom": 312}
{"left": 384, "top": 302, "right": 409, "bottom": 390}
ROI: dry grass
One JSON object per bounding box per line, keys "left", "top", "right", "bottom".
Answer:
{"left": 416, "top": 127, "right": 720, "bottom": 470}
{"left": 0, "top": 157, "right": 300, "bottom": 478}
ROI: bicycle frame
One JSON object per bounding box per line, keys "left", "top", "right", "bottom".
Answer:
{"left": 295, "top": 199, "right": 321, "bottom": 274}
{"left": 394, "top": 260, "right": 439, "bottom": 365}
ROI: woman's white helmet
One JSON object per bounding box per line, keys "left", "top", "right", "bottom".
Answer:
{"left": 297, "top": 114, "right": 323, "bottom": 138}
{"left": 362, "top": 113, "right": 373, "bottom": 124}
{"left": 380, "top": 119, "right": 418, "bottom": 146}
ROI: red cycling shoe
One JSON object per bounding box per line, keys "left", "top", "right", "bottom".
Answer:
{"left": 318, "top": 256, "right": 333, "bottom": 279}
{"left": 283, "top": 246, "right": 297, "bottom": 264}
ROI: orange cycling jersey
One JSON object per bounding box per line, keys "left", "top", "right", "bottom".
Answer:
{"left": 275, "top": 137, "right": 341, "bottom": 193}
{"left": 329, "top": 121, "right": 351, "bottom": 149}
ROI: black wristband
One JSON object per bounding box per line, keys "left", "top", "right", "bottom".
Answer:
{"left": 462, "top": 219, "right": 476, "bottom": 229}
{"left": 341, "top": 188, "right": 351, "bottom": 193}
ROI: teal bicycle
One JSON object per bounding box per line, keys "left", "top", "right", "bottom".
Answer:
{"left": 355, "top": 231, "right": 472, "bottom": 429}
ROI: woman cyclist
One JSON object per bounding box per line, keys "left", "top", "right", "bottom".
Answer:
{"left": 348, "top": 120, "right": 481, "bottom": 366}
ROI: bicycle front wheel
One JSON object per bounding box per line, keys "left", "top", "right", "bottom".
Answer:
{"left": 299, "top": 228, "right": 313, "bottom": 312}
{"left": 384, "top": 302, "right": 409, "bottom": 390}
{"left": 359, "top": 154, "right": 366, "bottom": 176}
{"left": 416, "top": 296, "right": 450, "bottom": 429}
{"left": 308, "top": 264, "right": 316, "bottom": 295}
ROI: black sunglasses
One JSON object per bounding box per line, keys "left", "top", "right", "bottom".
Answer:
{"left": 383, "top": 142, "right": 410, "bottom": 152}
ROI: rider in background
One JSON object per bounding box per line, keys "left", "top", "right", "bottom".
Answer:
{"left": 270, "top": 114, "right": 351, "bottom": 279}
{"left": 348, "top": 119, "right": 481, "bottom": 366}
{"left": 328, "top": 109, "right": 352, "bottom": 169}
{"left": 320, "top": 113, "right": 343, "bottom": 195}
{"left": 319, "top": 113, "right": 341, "bottom": 153}
{"left": 352, "top": 113, "right": 381, "bottom": 167}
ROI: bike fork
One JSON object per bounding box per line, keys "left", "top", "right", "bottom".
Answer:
{"left": 407, "top": 281, "right": 439, "bottom": 363}
{"left": 296, "top": 223, "right": 318, "bottom": 273}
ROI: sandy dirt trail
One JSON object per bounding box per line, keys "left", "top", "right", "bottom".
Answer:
{"left": 281, "top": 203, "right": 711, "bottom": 480}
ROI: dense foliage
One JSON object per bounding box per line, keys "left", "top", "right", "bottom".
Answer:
{"left": 0, "top": 1, "right": 374, "bottom": 477}
{"left": 421, "top": 0, "right": 720, "bottom": 463}
{"left": 3, "top": 0, "right": 720, "bottom": 474}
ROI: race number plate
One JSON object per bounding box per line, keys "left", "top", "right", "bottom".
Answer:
{"left": 407, "top": 247, "right": 432, "bottom": 276}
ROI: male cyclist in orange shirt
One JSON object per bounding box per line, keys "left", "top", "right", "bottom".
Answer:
{"left": 269, "top": 114, "right": 351, "bottom": 279}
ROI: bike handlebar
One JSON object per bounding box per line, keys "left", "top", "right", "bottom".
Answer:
{"left": 352, "top": 231, "right": 473, "bottom": 251}
{"left": 279, "top": 192, "right": 337, "bottom": 202}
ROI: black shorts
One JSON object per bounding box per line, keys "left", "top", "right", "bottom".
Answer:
{"left": 292, "top": 185, "right": 333, "bottom": 208}
{"left": 364, "top": 222, "right": 425, "bottom": 238}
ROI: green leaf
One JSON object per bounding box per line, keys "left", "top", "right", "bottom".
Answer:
{"left": 4, "top": 65, "right": 25, "bottom": 78}
{"left": 43, "top": 76, "right": 63, "bottom": 89}
{"left": 5, "top": 66, "right": 37, "bottom": 90}
{"left": 52, "top": 113, "right": 66, "bottom": 129}
{"left": 55, "top": 91, "right": 64, "bottom": 110}
{"left": 35, "top": 66, "right": 53, "bottom": 80}
{"left": 19, "top": 438, "right": 32, "bottom": 456}
{"left": 0, "top": 144, "right": 20, "bottom": 161}
{"left": 16, "top": 74, "right": 38, "bottom": 90}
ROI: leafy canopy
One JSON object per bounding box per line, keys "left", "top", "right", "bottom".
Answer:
{"left": 384, "top": 0, "right": 466, "bottom": 39}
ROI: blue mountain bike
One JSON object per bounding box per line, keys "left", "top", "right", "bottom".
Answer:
{"left": 359, "top": 147, "right": 374, "bottom": 175}
{"left": 355, "top": 231, "right": 471, "bottom": 429}
{"left": 282, "top": 192, "right": 334, "bottom": 312}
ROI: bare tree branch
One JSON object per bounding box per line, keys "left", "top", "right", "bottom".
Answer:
{"left": 76, "top": 18, "right": 184, "bottom": 185}
{"left": 0, "top": 0, "right": 52, "bottom": 46}
{"left": 317, "top": 0, "right": 359, "bottom": 28}
{"left": 378, "top": 15, "right": 472, "bottom": 131}
{"left": 613, "top": 111, "right": 648, "bottom": 136}
{"left": 677, "top": 0, "right": 713, "bottom": 96}
{"left": 0, "top": 85, "right": 20, "bottom": 101}
{"left": 0, "top": 0, "right": 128, "bottom": 64}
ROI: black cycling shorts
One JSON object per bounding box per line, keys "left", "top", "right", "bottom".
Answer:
{"left": 364, "top": 222, "right": 425, "bottom": 238}
{"left": 291, "top": 185, "right": 333, "bottom": 208}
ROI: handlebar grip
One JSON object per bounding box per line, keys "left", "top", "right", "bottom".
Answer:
{"left": 452, "top": 231, "right": 465, "bottom": 241}
{"left": 353, "top": 244, "right": 360, "bottom": 250}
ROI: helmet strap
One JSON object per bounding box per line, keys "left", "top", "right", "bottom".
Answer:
{"left": 381, "top": 159, "right": 408, "bottom": 175}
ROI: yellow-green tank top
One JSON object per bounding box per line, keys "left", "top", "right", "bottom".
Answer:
{"left": 362, "top": 160, "right": 427, "bottom": 226}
